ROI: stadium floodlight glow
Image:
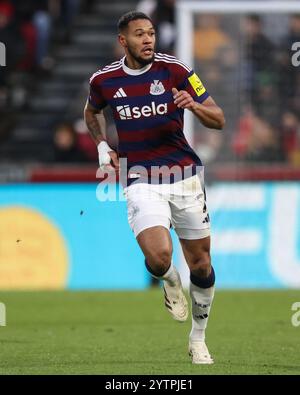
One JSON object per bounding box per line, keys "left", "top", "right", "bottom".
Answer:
{"left": 175, "top": 0, "right": 300, "bottom": 144}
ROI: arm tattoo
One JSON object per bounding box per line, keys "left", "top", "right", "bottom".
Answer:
{"left": 84, "top": 107, "right": 106, "bottom": 145}
{"left": 86, "top": 114, "right": 103, "bottom": 144}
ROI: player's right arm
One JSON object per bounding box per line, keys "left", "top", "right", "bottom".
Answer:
{"left": 84, "top": 75, "right": 119, "bottom": 170}
{"left": 84, "top": 102, "right": 119, "bottom": 171}
{"left": 83, "top": 101, "right": 106, "bottom": 145}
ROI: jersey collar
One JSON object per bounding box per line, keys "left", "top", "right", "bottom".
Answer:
{"left": 121, "top": 56, "right": 153, "bottom": 75}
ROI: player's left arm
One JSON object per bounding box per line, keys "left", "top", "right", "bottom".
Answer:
{"left": 172, "top": 87, "right": 225, "bottom": 130}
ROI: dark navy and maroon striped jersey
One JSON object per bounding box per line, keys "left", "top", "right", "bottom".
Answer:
{"left": 88, "top": 53, "right": 209, "bottom": 185}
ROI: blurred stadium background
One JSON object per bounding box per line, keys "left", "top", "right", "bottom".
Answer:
{"left": 0, "top": 0, "right": 300, "bottom": 292}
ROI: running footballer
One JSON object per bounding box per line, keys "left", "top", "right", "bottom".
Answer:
{"left": 84, "top": 11, "right": 225, "bottom": 364}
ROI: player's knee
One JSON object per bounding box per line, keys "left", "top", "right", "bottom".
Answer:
{"left": 146, "top": 248, "right": 172, "bottom": 276}
{"left": 190, "top": 251, "right": 211, "bottom": 278}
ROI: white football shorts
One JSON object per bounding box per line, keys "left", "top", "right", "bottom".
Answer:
{"left": 124, "top": 174, "right": 210, "bottom": 240}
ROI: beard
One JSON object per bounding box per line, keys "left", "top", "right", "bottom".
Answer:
{"left": 127, "top": 45, "right": 155, "bottom": 67}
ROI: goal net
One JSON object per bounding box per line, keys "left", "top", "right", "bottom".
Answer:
{"left": 175, "top": 1, "right": 300, "bottom": 289}
{"left": 176, "top": 1, "right": 300, "bottom": 168}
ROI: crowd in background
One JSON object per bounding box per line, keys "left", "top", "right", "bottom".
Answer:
{"left": 192, "top": 13, "right": 300, "bottom": 166}
{"left": 0, "top": 0, "right": 86, "bottom": 112}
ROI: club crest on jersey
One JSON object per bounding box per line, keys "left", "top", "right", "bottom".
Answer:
{"left": 150, "top": 80, "right": 165, "bottom": 95}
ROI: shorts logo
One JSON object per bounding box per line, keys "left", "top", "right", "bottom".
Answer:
{"left": 129, "top": 205, "right": 140, "bottom": 219}
{"left": 116, "top": 102, "right": 167, "bottom": 120}
{"left": 150, "top": 80, "right": 165, "bottom": 95}
{"left": 202, "top": 215, "right": 210, "bottom": 224}
{"left": 188, "top": 72, "right": 206, "bottom": 96}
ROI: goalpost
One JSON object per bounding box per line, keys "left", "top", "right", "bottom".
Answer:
{"left": 175, "top": 0, "right": 300, "bottom": 145}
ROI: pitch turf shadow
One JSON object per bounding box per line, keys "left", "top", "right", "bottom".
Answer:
{"left": 226, "top": 361, "right": 300, "bottom": 373}
{"left": 0, "top": 339, "right": 34, "bottom": 344}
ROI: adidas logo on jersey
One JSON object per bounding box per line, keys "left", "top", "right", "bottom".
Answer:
{"left": 116, "top": 102, "right": 167, "bottom": 120}
{"left": 113, "top": 88, "right": 127, "bottom": 98}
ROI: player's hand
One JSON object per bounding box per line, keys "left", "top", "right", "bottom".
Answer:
{"left": 100, "top": 151, "right": 119, "bottom": 173}
{"left": 172, "top": 87, "right": 196, "bottom": 111}
{"left": 107, "top": 150, "right": 119, "bottom": 172}
{"left": 98, "top": 141, "right": 119, "bottom": 173}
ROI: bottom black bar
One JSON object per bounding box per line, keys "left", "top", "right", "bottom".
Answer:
{"left": 0, "top": 375, "right": 299, "bottom": 392}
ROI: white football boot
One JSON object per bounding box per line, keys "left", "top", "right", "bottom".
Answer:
{"left": 163, "top": 274, "right": 188, "bottom": 322}
{"left": 188, "top": 341, "right": 214, "bottom": 364}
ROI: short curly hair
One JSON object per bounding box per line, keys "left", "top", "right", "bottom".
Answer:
{"left": 117, "top": 11, "right": 153, "bottom": 32}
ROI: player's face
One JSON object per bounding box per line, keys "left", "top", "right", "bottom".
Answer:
{"left": 119, "top": 19, "right": 156, "bottom": 67}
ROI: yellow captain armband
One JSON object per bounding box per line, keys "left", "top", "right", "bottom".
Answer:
{"left": 188, "top": 72, "right": 206, "bottom": 96}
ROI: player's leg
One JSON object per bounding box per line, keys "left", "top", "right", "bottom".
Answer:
{"left": 137, "top": 225, "right": 173, "bottom": 276}
{"left": 179, "top": 236, "right": 215, "bottom": 364}
{"left": 136, "top": 225, "right": 188, "bottom": 322}
{"left": 125, "top": 182, "right": 188, "bottom": 321}
{"left": 169, "top": 174, "right": 214, "bottom": 363}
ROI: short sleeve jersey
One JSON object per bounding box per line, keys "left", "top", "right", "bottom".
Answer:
{"left": 88, "top": 53, "right": 209, "bottom": 184}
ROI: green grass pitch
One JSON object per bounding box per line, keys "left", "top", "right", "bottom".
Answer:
{"left": 0, "top": 289, "right": 299, "bottom": 375}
